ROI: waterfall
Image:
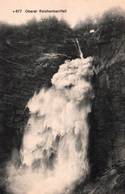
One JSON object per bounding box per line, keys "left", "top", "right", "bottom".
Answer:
{"left": 6, "top": 55, "right": 94, "bottom": 194}
{"left": 76, "top": 38, "right": 84, "bottom": 59}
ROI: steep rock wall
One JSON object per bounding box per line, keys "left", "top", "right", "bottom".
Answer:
{"left": 89, "top": 35, "right": 125, "bottom": 178}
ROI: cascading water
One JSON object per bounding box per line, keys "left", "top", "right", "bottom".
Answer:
{"left": 6, "top": 43, "right": 94, "bottom": 194}
{"left": 76, "top": 38, "right": 84, "bottom": 59}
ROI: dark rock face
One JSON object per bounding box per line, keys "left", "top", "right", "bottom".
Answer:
{"left": 74, "top": 10, "right": 125, "bottom": 180}
{"left": 88, "top": 37, "right": 125, "bottom": 178}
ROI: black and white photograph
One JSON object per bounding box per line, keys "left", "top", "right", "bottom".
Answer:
{"left": 0, "top": 0, "right": 125, "bottom": 194}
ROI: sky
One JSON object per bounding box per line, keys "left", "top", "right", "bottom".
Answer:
{"left": 0, "top": 0, "right": 125, "bottom": 27}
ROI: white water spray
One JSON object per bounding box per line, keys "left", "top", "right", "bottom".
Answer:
{"left": 6, "top": 51, "right": 94, "bottom": 194}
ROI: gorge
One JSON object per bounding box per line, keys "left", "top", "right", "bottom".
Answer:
{"left": 0, "top": 9, "right": 125, "bottom": 194}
